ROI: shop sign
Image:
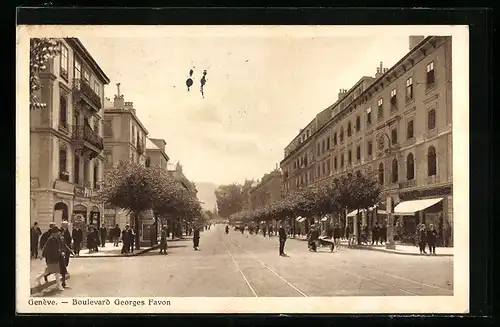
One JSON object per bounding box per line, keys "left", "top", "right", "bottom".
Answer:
{"left": 74, "top": 185, "right": 93, "bottom": 198}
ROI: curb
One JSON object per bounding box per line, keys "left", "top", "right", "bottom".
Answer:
{"left": 72, "top": 244, "right": 161, "bottom": 259}
{"left": 353, "top": 245, "right": 454, "bottom": 257}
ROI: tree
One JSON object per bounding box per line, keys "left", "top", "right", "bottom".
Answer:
{"left": 30, "top": 38, "right": 61, "bottom": 110}
{"left": 214, "top": 184, "right": 246, "bottom": 218}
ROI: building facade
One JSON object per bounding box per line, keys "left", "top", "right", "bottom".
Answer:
{"left": 168, "top": 162, "right": 198, "bottom": 197}
{"left": 145, "top": 138, "right": 170, "bottom": 172}
{"left": 249, "top": 170, "right": 282, "bottom": 210}
{"left": 30, "top": 38, "right": 110, "bottom": 232}
{"left": 102, "top": 86, "right": 149, "bottom": 228}
{"left": 280, "top": 36, "right": 453, "bottom": 243}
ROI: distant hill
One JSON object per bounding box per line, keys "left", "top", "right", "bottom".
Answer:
{"left": 194, "top": 181, "right": 218, "bottom": 211}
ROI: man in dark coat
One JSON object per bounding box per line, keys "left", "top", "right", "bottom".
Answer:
{"left": 278, "top": 223, "right": 287, "bottom": 256}
{"left": 71, "top": 225, "right": 83, "bottom": 256}
{"left": 60, "top": 221, "right": 72, "bottom": 272}
{"left": 427, "top": 224, "right": 438, "bottom": 255}
{"left": 121, "top": 225, "right": 132, "bottom": 254}
{"left": 112, "top": 224, "right": 121, "bottom": 247}
{"left": 193, "top": 227, "right": 200, "bottom": 250}
{"left": 99, "top": 225, "right": 107, "bottom": 247}
{"left": 92, "top": 226, "right": 100, "bottom": 252}
{"left": 371, "top": 222, "right": 380, "bottom": 245}
{"left": 39, "top": 223, "right": 55, "bottom": 253}
{"left": 30, "top": 222, "right": 42, "bottom": 259}
{"left": 159, "top": 225, "right": 168, "bottom": 255}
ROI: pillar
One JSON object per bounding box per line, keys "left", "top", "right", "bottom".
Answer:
{"left": 386, "top": 196, "right": 396, "bottom": 249}
{"left": 353, "top": 213, "right": 359, "bottom": 243}
{"left": 362, "top": 210, "right": 367, "bottom": 227}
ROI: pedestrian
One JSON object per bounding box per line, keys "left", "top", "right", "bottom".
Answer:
{"left": 30, "top": 222, "right": 42, "bottom": 259}
{"left": 262, "top": 226, "right": 267, "bottom": 237}
{"left": 93, "top": 226, "right": 100, "bottom": 252}
{"left": 380, "top": 223, "right": 387, "bottom": 245}
{"left": 344, "top": 225, "right": 349, "bottom": 240}
{"left": 371, "top": 222, "right": 380, "bottom": 245}
{"left": 35, "top": 226, "right": 64, "bottom": 291}
{"left": 278, "top": 223, "right": 287, "bottom": 256}
{"left": 193, "top": 226, "right": 200, "bottom": 250}
{"left": 427, "top": 224, "right": 438, "bottom": 255}
{"left": 99, "top": 225, "right": 107, "bottom": 247}
{"left": 60, "top": 221, "right": 72, "bottom": 273}
{"left": 130, "top": 228, "right": 136, "bottom": 253}
{"left": 71, "top": 225, "right": 83, "bottom": 256}
{"left": 417, "top": 224, "right": 428, "bottom": 255}
{"left": 39, "top": 223, "right": 55, "bottom": 258}
{"left": 225, "top": 225, "right": 229, "bottom": 234}
{"left": 121, "top": 225, "right": 131, "bottom": 254}
{"left": 159, "top": 225, "right": 168, "bottom": 255}
{"left": 86, "top": 226, "right": 94, "bottom": 254}
{"left": 112, "top": 224, "right": 121, "bottom": 247}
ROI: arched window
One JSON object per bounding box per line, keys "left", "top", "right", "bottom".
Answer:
{"left": 378, "top": 162, "right": 384, "bottom": 185}
{"left": 427, "top": 109, "right": 436, "bottom": 130}
{"left": 355, "top": 116, "right": 361, "bottom": 132}
{"left": 59, "top": 148, "right": 68, "bottom": 180}
{"left": 391, "top": 158, "right": 398, "bottom": 183}
{"left": 406, "top": 153, "right": 415, "bottom": 180}
{"left": 428, "top": 146, "right": 437, "bottom": 176}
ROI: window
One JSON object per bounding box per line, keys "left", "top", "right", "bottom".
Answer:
{"left": 59, "top": 148, "right": 68, "bottom": 180}
{"left": 93, "top": 81, "right": 100, "bottom": 95}
{"left": 340, "top": 154, "right": 344, "bottom": 167}
{"left": 104, "top": 120, "right": 113, "bottom": 137}
{"left": 426, "top": 61, "right": 435, "bottom": 86}
{"left": 304, "top": 154, "right": 308, "bottom": 167}
{"left": 334, "top": 156, "right": 338, "bottom": 170}
{"left": 377, "top": 98, "right": 384, "bottom": 119}
{"left": 83, "top": 69, "right": 90, "bottom": 82}
{"left": 93, "top": 161, "right": 99, "bottom": 189}
{"left": 333, "top": 132, "right": 337, "bottom": 146}
{"left": 427, "top": 109, "right": 436, "bottom": 130}
{"left": 378, "top": 162, "right": 384, "bottom": 185}
{"left": 355, "top": 116, "right": 361, "bottom": 132}
{"left": 84, "top": 159, "right": 90, "bottom": 184}
{"left": 407, "top": 119, "right": 414, "bottom": 139}
{"left": 391, "top": 127, "right": 398, "bottom": 145}
{"left": 60, "top": 44, "right": 68, "bottom": 77}
{"left": 427, "top": 146, "right": 437, "bottom": 176}
{"left": 322, "top": 139, "right": 326, "bottom": 153}
{"left": 317, "top": 143, "right": 320, "bottom": 156}
{"left": 391, "top": 158, "right": 398, "bottom": 183}
{"left": 356, "top": 145, "right": 361, "bottom": 161}
{"left": 59, "top": 95, "right": 67, "bottom": 128}
{"left": 327, "top": 159, "right": 331, "bottom": 175}
{"left": 406, "top": 77, "right": 413, "bottom": 100}
{"left": 348, "top": 150, "right": 352, "bottom": 165}
{"left": 406, "top": 153, "right": 415, "bottom": 180}
{"left": 327, "top": 137, "right": 330, "bottom": 150}
{"left": 390, "top": 88, "right": 397, "bottom": 109}
{"left": 104, "top": 150, "right": 112, "bottom": 168}
{"left": 322, "top": 162, "right": 326, "bottom": 175}
{"left": 74, "top": 59, "right": 82, "bottom": 80}
{"left": 347, "top": 122, "right": 352, "bottom": 137}
{"left": 367, "top": 140, "right": 373, "bottom": 156}
{"left": 132, "top": 126, "right": 136, "bottom": 143}
{"left": 74, "top": 154, "right": 80, "bottom": 184}
{"left": 366, "top": 108, "right": 372, "bottom": 125}
{"left": 146, "top": 156, "right": 151, "bottom": 167}
{"left": 317, "top": 165, "right": 320, "bottom": 177}
{"left": 339, "top": 128, "right": 344, "bottom": 142}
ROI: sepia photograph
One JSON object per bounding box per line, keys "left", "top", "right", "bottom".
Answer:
{"left": 17, "top": 25, "right": 469, "bottom": 314}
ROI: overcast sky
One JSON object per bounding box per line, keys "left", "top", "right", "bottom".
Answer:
{"left": 80, "top": 31, "right": 411, "bottom": 185}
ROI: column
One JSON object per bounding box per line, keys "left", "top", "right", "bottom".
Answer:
{"left": 386, "top": 196, "right": 396, "bottom": 249}
{"left": 353, "top": 213, "right": 359, "bottom": 244}
{"left": 362, "top": 210, "right": 367, "bottom": 226}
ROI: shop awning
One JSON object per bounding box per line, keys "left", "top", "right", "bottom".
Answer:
{"left": 347, "top": 210, "right": 360, "bottom": 217}
{"left": 295, "top": 216, "right": 303, "bottom": 221}
{"left": 394, "top": 198, "right": 443, "bottom": 216}
{"left": 297, "top": 217, "right": 306, "bottom": 223}
{"left": 320, "top": 217, "right": 328, "bottom": 222}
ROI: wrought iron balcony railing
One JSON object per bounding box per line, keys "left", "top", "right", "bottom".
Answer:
{"left": 72, "top": 124, "right": 104, "bottom": 151}
{"left": 73, "top": 78, "right": 102, "bottom": 111}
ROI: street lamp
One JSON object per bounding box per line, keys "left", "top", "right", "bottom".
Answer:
{"left": 382, "top": 132, "right": 396, "bottom": 250}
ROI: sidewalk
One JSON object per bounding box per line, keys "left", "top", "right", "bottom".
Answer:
{"left": 289, "top": 235, "right": 453, "bottom": 257}
{"left": 74, "top": 242, "right": 160, "bottom": 258}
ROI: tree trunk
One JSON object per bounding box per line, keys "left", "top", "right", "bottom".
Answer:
{"left": 153, "top": 212, "right": 158, "bottom": 246}
{"left": 134, "top": 213, "right": 141, "bottom": 250}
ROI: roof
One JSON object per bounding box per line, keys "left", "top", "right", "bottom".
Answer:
{"left": 65, "top": 38, "right": 111, "bottom": 84}
{"left": 146, "top": 138, "right": 160, "bottom": 150}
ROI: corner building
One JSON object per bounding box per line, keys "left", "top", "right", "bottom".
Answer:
{"left": 281, "top": 36, "right": 453, "bottom": 244}
{"left": 30, "top": 38, "right": 110, "bottom": 232}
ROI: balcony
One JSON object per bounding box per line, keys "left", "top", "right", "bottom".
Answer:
{"left": 72, "top": 123, "right": 104, "bottom": 159}
{"left": 73, "top": 78, "right": 102, "bottom": 111}
{"left": 399, "top": 179, "right": 416, "bottom": 189}
{"left": 137, "top": 140, "right": 145, "bottom": 155}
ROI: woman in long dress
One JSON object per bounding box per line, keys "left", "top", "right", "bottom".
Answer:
{"left": 35, "top": 227, "right": 64, "bottom": 291}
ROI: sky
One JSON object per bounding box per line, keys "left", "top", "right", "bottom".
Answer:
{"left": 80, "top": 31, "right": 411, "bottom": 185}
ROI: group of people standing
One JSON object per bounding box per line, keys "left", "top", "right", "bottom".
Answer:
{"left": 416, "top": 223, "right": 439, "bottom": 255}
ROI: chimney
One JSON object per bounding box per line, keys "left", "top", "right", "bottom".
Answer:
{"left": 375, "top": 62, "right": 384, "bottom": 78}
{"left": 113, "top": 83, "right": 125, "bottom": 108}
{"left": 409, "top": 35, "right": 425, "bottom": 51}
{"left": 338, "top": 89, "right": 347, "bottom": 100}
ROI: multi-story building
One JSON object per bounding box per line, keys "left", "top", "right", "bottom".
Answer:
{"left": 280, "top": 36, "right": 453, "bottom": 243}
{"left": 101, "top": 85, "right": 149, "bottom": 228}
{"left": 249, "top": 169, "right": 282, "bottom": 210}
{"left": 145, "top": 138, "right": 170, "bottom": 172}
{"left": 167, "top": 162, "right": 197, "bottom": 197}
{"left": 30, "top": 38, "right": 110, "bottom": 232}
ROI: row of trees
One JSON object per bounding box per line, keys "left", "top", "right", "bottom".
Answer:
{"left": 214, "top": 179, "right": 255, "bottom": 218}
{"left": 99, "top": 162, "right": 203, "bottom": 249}
{"left": 228, "top": 171, "right": 381, "bottom": 228}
